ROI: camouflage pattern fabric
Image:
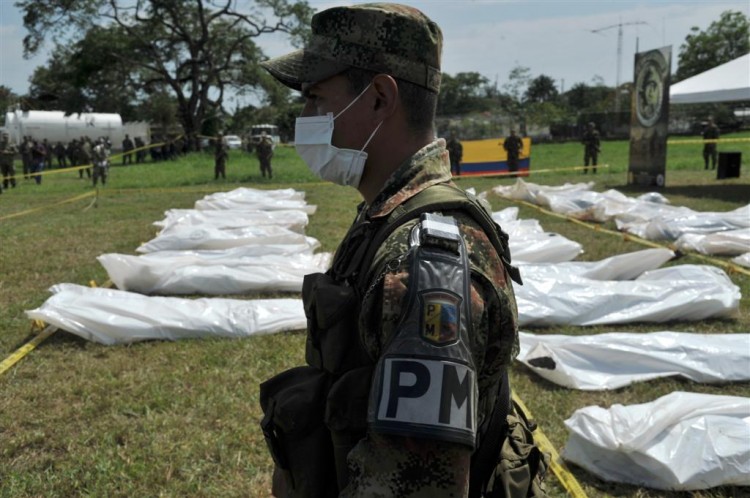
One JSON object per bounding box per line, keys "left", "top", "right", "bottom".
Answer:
{"left": 339, "top": 139, "right": 519, "bottom": 496}
{"left": 260, "top": 3, "right": 443, "bottom": 92}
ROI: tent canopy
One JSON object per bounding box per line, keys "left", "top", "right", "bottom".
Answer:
{"left": 670, "top": 53, "right": 750, "bottom": 104}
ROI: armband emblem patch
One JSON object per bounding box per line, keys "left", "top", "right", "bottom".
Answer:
{"left": 421, "top": 291, "right": 460, "bottom": 345}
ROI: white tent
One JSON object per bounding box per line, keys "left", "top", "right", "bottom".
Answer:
{"left": 670, "top": 53, "right": 750, "bottom": 104}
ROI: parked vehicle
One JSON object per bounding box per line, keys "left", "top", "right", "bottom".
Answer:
{"left": 223, "top": 134, "right": 243, "bottom": 149}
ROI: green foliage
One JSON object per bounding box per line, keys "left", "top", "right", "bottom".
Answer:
{"left": 18, "top": 0, "right": 314, "bottom": 141}
{"left": 525, "top": 75, "right": 559, "bottom": 104}
{"left": 675, "top": 10, "right": 750, "bottom": 82}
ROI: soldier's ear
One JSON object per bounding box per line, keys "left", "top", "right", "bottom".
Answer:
{"left": 370, "top": 74, "right": 398, "bottom": 121}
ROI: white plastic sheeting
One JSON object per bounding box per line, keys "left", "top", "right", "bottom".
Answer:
{"left": 490, "top": 180, "right": 750, "bottom": 254}
{"left": 518, "top": 248, "right": 675, "bottom": 281}
{"left": 25, "top": 284, "right": 307, "bottom": 345}
{"left": 517, "top": 331, "right": 750, "bottom": 390}
{"left": 98, "top": 252, "right": 332, "bottom": 295}
{"left": 675, "top": 228, "right": 750, "bottom": 256}
{"left": 154, "top": 209, "right": 310, "bottom": 234}
{"left": 563, "top": 392, "right": 750, "bottom": 490}
{"left": 194, "top": 187, "right": 316, "bottom": 213}
{"left": 619, "top": 205, "right": 750, "bottom": 241}
{"left": 492, "top": 208, "right": 583, "bottom": 263}
{"left": 136, "top": 225, "right": 317, "bottom": 253}
{"left": 733, "top": 252, "right": 750, "bottom": 268}
{"left": 516, "top": 264, "right": 740, "bottom": 326}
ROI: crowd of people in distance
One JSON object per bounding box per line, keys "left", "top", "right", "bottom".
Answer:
{"left": 0, "top": 134, "right": 188, "bottom": 193}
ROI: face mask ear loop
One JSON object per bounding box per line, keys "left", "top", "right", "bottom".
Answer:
{"left": 334, "top": 83, "right": 373, "bottom": 120}
{"left": 360, "top": 120, "right": 383, "bottom": 153}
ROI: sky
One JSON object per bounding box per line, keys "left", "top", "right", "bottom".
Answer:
{"left": 1, "top": 0, "right": 749, "bottom": 106}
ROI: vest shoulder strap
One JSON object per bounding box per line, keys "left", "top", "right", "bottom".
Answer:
{"left": 355, "top": 183, "right": 522, "bottom": 291}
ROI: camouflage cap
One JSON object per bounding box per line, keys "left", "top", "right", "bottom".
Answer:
{"left": 260, "top": 3, "right": 442, "bottom": 93}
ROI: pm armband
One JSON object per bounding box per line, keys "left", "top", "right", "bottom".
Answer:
{"left": 367, "top": 213, "right": 478, "bottom": 448}
{"left": 371, "top": 355, "right": 477, "bottom": 447}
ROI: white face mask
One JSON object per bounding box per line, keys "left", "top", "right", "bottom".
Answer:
{"left": 294, "top": 84, "right": 383, "bottom": 188}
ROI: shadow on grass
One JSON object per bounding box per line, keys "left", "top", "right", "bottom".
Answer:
{"left": 10, "top": 327, "right": 90, "bottom": 352}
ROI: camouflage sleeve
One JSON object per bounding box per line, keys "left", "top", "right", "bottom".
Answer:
{"left": 345, "top": 213, "right": 515, "bottom": 497}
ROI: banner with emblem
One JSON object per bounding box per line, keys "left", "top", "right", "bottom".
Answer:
{"left": 628, "top": 46, "right": 672, "bottom": 186}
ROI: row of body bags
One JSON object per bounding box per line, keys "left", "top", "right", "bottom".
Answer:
{"left": 101, "top": 188, "right": 332, "bottom": 294}
{"left": 488, "top": 178, "right": 750, "bottom": 264}
{"left": 26, "top": 188, "right": 748, "bottom": 491}
{"left": 37, "top": 204, "right": 741, "bottom": 335}
{"left": 25, "top": 284, "right": 749, "bottom": 491}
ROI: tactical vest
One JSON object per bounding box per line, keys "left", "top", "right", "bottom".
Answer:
{"left": 260, "top": 182, "right": 540, "bottom": 498}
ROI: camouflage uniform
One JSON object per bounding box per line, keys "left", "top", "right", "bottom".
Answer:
{"left": 702, "top": 120, "right": 719, "bottom": 170}
{"left": 581, "top": 123, "right": 600, "bottom": 174}
{"left": 214, "top": 135, "right": 228, "bottom": 179}
{"left": 342, "top": 139, "right": 518, "bottom": 496}
{"left": 261, "top": 4, "right": 524, "bottom": 496}
{"left": 256, "top": 135, "right": 274, "bottom": 178}
{"left": 446, "top": 135, "right": 463, "bottom": 176}
{"left": 0, "top": 135, "right": 18, "bottom": 190}
{"left": 502, "top": 132, "right": 523, "bottom": 174}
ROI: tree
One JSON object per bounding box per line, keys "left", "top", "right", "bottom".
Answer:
{"left": 525, "top": 75, "right": 559, "bottom": 104}
{"left": 675, "top": 10, "right": 750, "bottom": 82}
{"left": 437, "top": 72, "right": 493, "bottom": 115}
{"left": 18, "top": 0, "right": 313, "bottom": 144}
{"left": 500, "top": 65, "right": 531, "bottom": 133}
{"left": 0, "top": 86, "right": 20, "bottom": 117}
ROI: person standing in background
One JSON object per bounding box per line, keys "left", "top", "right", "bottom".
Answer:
{"left": 256, "top": 131, "right": 274, "bottom": 179}
{"left": 502, "top": 129, "right": 523, "bottom": 175}
{"left": 702, "top": 118, "right": 720, "bottom": 170}
{"left": 214, "top": 133, "right": 228, "bottom": 180}
{"left": 581, "top": 122, "right": 600, "bottom": 174}
{"left": 446, "top": 130, "right": 463, "bottom": 176}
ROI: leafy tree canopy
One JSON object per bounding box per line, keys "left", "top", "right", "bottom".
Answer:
{"left": 17, "top": 0, "right": 313, "bottom": 142}
{"left": 675, "top": 10, "right": 750, "bottom": 82}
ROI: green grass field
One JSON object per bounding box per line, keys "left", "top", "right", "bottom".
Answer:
{"left": 1, "top": 135, "right": 749, "bottom": 497}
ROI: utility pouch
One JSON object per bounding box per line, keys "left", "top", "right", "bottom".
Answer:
{"left": 302, "top": 272, "right": 369, "bottom": 375}
{"left": 325, "top": 366, "right": 373, "bottom": 491}
{"left": 484, "top": 404, "right": 549, "bottom": 498}
{"left": 259, "top": 366, "right": 337, "bottom": 498}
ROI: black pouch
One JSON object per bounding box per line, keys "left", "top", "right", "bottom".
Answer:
{"left": 324, "top": 366, "right": 373, "bottom": 490}
{"left": 484, "top": 406, "right": 550, "bottom": 498}
{"left": 302, "top": 273, "right": 370, "bottom": 375}
{"left": 259, "top": 366, "right": 337, "bottom": 498}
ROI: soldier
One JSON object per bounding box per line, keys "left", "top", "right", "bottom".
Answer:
{"left": 256, "top": 130, "right": 274, "bottom": 178}
{"left": 446, "top": 130, "right": 463, "bottom": 176}
{"left": 78, "top": 136, "right": 93, "bottom": 179}
{"left": 20, "top": 136, "right": 32, "bottom": 179}
{"left": 54, "top": 141, "right": 68, "bottom": 169}
{"left": 258, "top": 4, "right": 547, "bottom": 498}
{"left": 581, "top": 121, "right": 600, "bottom": 174}
{"left": 91, "top": 138, "right": 110, "bottom": 186}
{"left": 702, "top": 118, "right": 720, "bottom": 170}
{"left": 214, "top": 132, "right": 228, "bottom": 179}
{"left": 502, "top": 129, "right": 523, "bottom": 175}
{"left": 134, "top": 136, "right": 146, "bottom": 163}
{"left": 66, "top": 139, "right": 78, "bottom": 168}
{"left": 29, "top": 139, "right": 47, "bottom": 185}
{"left": 122, "top": 134, "right": 134, "bottom": 165}
{"left": 0, "top": 133, "right": 18, "bottom": 191}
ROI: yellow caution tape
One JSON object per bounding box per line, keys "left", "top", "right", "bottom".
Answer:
{"left": 0, "top": 191, "right": 97, "bottom": 222}
{"left": 512, "top": 391, "right": 589, "bottom": 498}
{"left": 512, "top": 199, "right": 750, "bottom": 277}
{"left": 0, "top": 325, "right": 57, "bottom": 377}
{"left": 457, "top": 164, "right": 611, "bottom": 179}
{"left": 667, "top": 137, "right": 750, "bottom": 145}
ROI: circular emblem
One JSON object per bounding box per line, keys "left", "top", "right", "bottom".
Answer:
{"left": 635, "top": 51, "right": 667, "bottom": 127}
{"left": 656, "top": 174, "right": 665, "bottom": 187}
